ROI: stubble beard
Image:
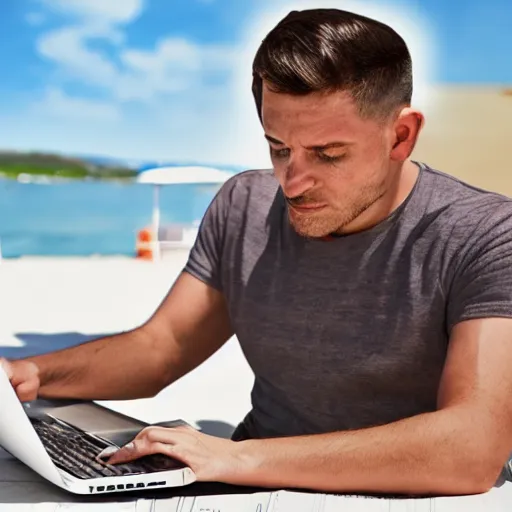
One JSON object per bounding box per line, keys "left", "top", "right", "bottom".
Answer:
{"left": 288, "top": 184, "right": 386, "bottom": 239}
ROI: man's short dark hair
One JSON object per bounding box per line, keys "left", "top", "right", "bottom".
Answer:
{"left": 252, "top": 8, "right": 413, "bottom": 122}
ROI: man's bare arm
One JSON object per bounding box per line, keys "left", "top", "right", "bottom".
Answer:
{"left": 18, "top": 271, "right": 233, "bottom": 401}
{"left": 231, "top": 318, "right": 512, "bottom": 495}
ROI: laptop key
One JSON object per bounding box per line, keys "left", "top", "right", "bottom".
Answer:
{"left": 30, "top": 416, "right": 184, "bottom": 480}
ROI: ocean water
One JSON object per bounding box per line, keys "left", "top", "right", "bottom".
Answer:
{"left": 0, "top": 179, "right": 217, "bottom": 258}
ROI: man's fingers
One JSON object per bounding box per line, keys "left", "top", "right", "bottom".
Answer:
{"left": 96, "top": 446, "right": 119, "bottom": 461}
{"left": 0, "top": 359, "right": 13, "bottom": 380}
{"left": 104, "top": 440, "right": 178, "bottom": 465}
{"left": 142, "top": 426, "right": 191, "bottom": 443}
{"left": 100, "top": 427, "right": 193, "bottom": 465}
{"left": 0, "top": 360, "right": 39, "bottom": 402}
{"left": 103, "top": 442, "right": 137, "bottom": 465}
{"left": 15, "top": 381, "right": 38, "bottom": 402}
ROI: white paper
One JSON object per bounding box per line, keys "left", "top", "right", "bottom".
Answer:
{"left": 152, "top": 491, "right": 275, "bottom": 512}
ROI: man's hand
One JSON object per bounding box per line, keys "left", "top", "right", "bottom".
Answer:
{"left": 100, "top": 426, "right": 248, "bottom": 484}
{"left": 0, "top": 358, "right": 40, "bottom": 402}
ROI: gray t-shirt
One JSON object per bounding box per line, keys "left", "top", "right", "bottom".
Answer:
{"left": 184, "top": 162, "right": 512, "bottom": 440}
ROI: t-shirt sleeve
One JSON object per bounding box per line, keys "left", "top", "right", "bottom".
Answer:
{"left": 447, "top": 202, "right": 512, "bottom": 333}
{"left": 183, "top": 179, "right": 235, "bottom": 291}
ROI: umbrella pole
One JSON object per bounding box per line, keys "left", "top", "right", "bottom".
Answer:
{"left": 152, "top": 185, "right": 161, "bottom": 261}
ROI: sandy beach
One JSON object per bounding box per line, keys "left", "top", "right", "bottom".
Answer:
{"left": 412, "top": 86, "right": 512, "bottom": 197}
{"left": 0, "top": 253, "right": 254, "bottom": 436}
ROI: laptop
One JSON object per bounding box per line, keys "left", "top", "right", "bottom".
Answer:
{"left": 0, "top": 366, "right": 196, "bottom": 495}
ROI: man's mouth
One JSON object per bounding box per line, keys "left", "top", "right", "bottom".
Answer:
{"left": 287, "top": 201, "right": 327, "bottom": 213}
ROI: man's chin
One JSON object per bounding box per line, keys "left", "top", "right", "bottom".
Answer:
{"left": 287, "top": 208, "right": 334, "bottom": 238}
{"left": 289, "top": 219, "right": 336, "bottom": 239}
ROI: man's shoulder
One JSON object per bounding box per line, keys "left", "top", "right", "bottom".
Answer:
{"left": 217, "top": 168, "right": 279, "bottom": 209}
{"left": 421, "top": 163, "right": 512, "bottom": 221}
{"left": 419, "top": 163, "right": 512, "bottom": 250}
{"left": 223, "top": 168, "right": 277, "bottom": 191}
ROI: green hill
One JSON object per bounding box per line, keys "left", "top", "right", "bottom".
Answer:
{"left": 0, "top": 151, "right": 137, "bottom": 181}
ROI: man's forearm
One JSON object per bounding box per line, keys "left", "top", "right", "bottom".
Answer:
{"left": 25, "top": 327, "right": 171, "bottom": 400}
{"left": 235, "top": 408, "right": 503, "bottom": 496}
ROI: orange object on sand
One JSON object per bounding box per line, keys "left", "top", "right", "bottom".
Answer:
{"left": 136, "top": 227, "right": 155, "bottom": 259}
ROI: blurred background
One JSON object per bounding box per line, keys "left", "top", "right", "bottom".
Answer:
{"left": 0, "top": 0, "right": 511, "bottom": 258}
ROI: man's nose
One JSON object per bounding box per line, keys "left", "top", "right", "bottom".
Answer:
{"left": 280, "top": 161, "right": 315, "bottom": 199}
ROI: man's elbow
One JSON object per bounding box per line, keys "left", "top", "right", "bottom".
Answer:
{"left": 448, "top": 444, "right": 509, "bottom": 495}
{"left": 475, "top": 449, "right": 510, "bottom": 493}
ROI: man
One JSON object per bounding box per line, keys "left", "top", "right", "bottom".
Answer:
{"left": 2, "top": 8, "right": 512, "bottom": 497}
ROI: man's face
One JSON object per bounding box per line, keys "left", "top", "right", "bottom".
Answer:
{"left": 261, "top": 82, "right": 397, "bottom": 238}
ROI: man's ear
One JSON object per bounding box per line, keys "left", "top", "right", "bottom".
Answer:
{"left": 390, "top": 108, "right": 425, "bottom": 161}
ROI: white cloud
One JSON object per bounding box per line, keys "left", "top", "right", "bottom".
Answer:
{"left": 37, "top": 25, "right": 120, "bottom": 88}
{"left": 35, "top": 0, "right": 136, "bottom": 91}
{"left": 39, "top": 0, "right": 144, "bottom": 24}
{"left": 33, "top": 88, "right": 120, "bottom": 121}
{"left": 122, "top": 39, "right": 202, "bottom": 75}
{"left": 37, "top": 27, "right": 238, "bottom": 101}
{"left": 26, "top": 12, "right": 46, "bottom": 26}
{"left": 35, "top": 0, "right": 238, "bottom": 103}
{"left": 117, "top": 39, "right": 239, "bottom": 101}
{"left": 121, "top": 39, "right": 239, "bottom": 76}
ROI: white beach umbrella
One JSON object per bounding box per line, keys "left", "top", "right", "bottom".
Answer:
{"left": 136, "top": 166, "right": 234, "bottom": 186}
{"left": 135, "top": 166, "right": 235, "bottom": 259}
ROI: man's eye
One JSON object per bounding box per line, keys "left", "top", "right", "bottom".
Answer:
{"left": 317, "top": 153, "right": 344, "bottom": 163}
{"left": 270, "top": 147, "right": 290, "bottom": 159}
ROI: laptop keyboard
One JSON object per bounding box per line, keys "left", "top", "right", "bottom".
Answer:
{"left": 30, "top": 415, "right": 185, "bottom": 480}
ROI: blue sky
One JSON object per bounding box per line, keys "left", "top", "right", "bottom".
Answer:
{"left": 1, "top": 0, "right": 511, "bottom": 168}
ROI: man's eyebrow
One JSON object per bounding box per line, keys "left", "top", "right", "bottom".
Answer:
{"left": 265, "top": 135, "right": 285, "bottom": 145}
{"left": 264, "top": 135, "right": 351, "bottom": 150}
